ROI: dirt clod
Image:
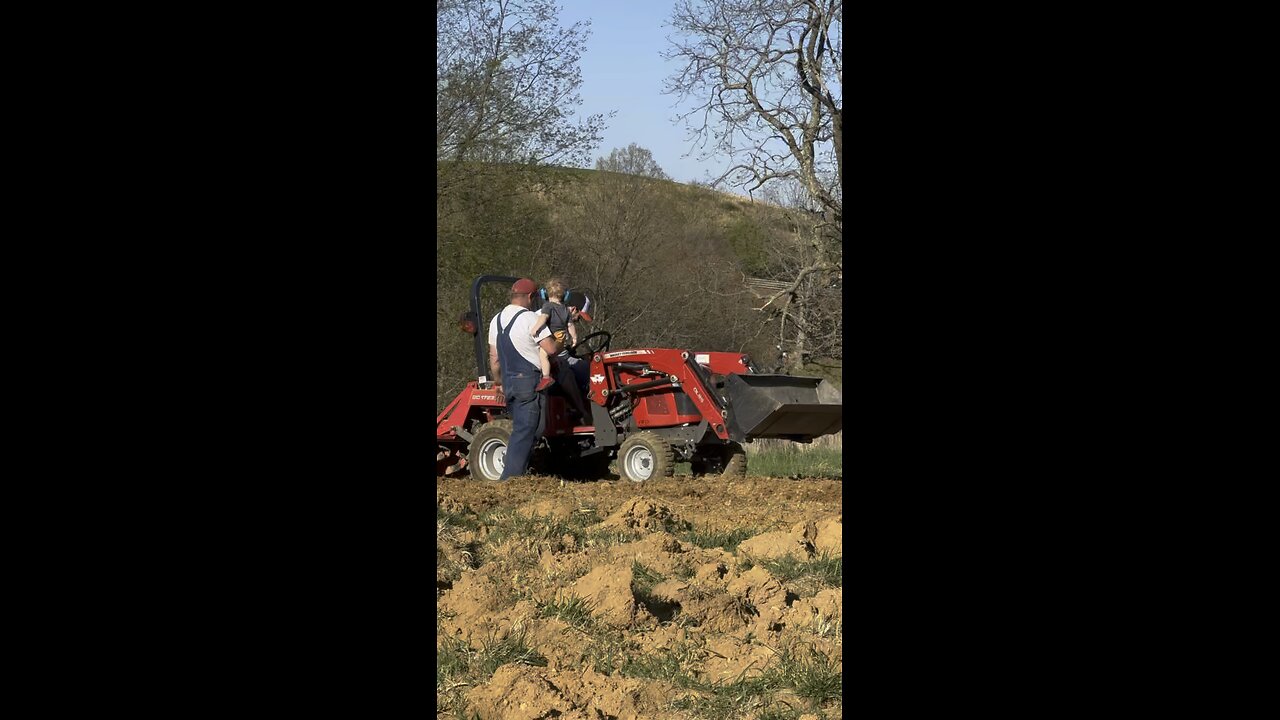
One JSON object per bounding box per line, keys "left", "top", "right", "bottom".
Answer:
{"left": 597, "top": 496, "right": 691, "bottom": 534}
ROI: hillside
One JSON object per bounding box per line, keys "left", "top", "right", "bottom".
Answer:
{"left": 435, "top": 163, "right": 841, "bottom": 409}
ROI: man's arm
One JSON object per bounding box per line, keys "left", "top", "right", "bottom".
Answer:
{"left": 537, "top": 336, "right": 559, "bottom": 357}
{"left": 489, "top": 343, "right": 501, "bottom": 386}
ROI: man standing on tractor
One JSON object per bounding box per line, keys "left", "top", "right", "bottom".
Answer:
{"left": 488, "top": 278, "right": 561, "bottom": 481}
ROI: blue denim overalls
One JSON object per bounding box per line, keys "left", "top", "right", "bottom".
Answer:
{"left": 496, "top": 308, "right": 546, "bottom": 481}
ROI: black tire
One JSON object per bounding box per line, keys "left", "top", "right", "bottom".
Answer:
{"left": 691, "top": 442, "right": 748, "bottom": 478}
{"left": 618, "top": 431, "right": 674, "bottom": 482}
{"left": 723, "top": 442, "right": 747, "bottom": 477}
{"left": 468, "top": 419, "right": 513, "bottom": 482}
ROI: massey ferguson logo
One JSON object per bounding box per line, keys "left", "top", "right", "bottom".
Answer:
{"left": 590, "top": 374, "right": 605, "bottom": 384}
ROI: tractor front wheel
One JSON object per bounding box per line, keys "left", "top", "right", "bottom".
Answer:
{"left": 469, "top": 419, "right": 513, "bottom": 482}
{"left": 618, "top": 431, "right": 674, "bottom": 483}
{"left": 691, "top": 442, "right": 748, "bottom": 478}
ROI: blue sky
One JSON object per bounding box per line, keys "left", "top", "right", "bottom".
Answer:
{"left": 556, "top": 0, "right": 731, "bottom": 187}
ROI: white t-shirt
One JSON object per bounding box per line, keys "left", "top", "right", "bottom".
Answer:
{"left": 488, "top": 305, "right": 552, "bottom": 370}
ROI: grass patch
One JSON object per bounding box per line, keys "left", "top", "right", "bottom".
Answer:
{"left": 483, "top": 511, "right": 578, "bottom": 547}
{"left": 758, "top": 551, "right": 841, "bottom": 595}
{"left": 474, "top": 628, "right": 548, "bottom": 677}
{"left": 583, "top": 630, "right": 640, "bottom": 675}
{"left": 771, "top": 641, "right": 842, "bottom": 706}
{"left": 436, "top": 634, "right": 471, "bottom": 686}
{"left": 583, "top": 527, "right": 644, "bottom": 548}
{"left": 670, "top": 640, "right": 842, "bottom": 717}
{"left": 671, "top": 673, "right": 784, "bottom": 718}
{"left": 437, "top": 504, "right": 482, "bottom": 530}
{"left": 618, "top": 640, "right": 703, "bottom": 689}
{"left": 745, "top": 446, "right": 841, "bottom": 479}
{"left": 537, "top": 594, "right": 595, "bottom": 627}
{"left": 436, "top": 627, "right": 547, "bottom": 688}
{"left": 680, "top": 526, "right": 761, "bottom": 553}
{"left": 631, "top": 560, "right": 666, "bottom": 591}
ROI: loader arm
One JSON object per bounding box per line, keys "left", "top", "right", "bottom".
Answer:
{"left": 592, "top": 349, "right": 733, "bottom": 441}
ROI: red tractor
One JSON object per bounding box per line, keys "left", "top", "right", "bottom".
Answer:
{"left": 436, "top": 275, "right": 842, "bottom": 482}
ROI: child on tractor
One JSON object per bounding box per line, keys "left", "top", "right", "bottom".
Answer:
{"left": 529, "top": 278, "right": 591, "bottom": 422}
{"left": 529, "top": 278, "right": 579, "bottom": 391}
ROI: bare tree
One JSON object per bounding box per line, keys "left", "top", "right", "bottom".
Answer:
{"left": 665, "top": 0, "right": 842, "bottom": 372}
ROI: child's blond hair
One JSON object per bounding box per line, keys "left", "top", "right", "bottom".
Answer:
{"left": 544, "top": 278, "right": 566, "bottom": 301}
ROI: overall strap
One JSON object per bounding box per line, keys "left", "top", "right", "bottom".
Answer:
{"left": 501, "top": 308, "right": 529, "bottom": 335}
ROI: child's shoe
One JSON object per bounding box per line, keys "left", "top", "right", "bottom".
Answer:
{"left": 536, "top": 376, "right": 555, "bottom": 392}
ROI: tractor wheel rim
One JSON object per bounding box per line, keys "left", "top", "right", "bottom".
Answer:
{"left": 624, "top": 446, "right": 653, "bottom": 481}
{"left": 479, "top": 438, "right": 506, "bottom": 479}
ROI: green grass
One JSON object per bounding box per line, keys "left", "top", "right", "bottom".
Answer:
{"left": 680, "top": 526, "right": 761, "bottom": 553}
{"left": 582, "top": 528, "right": 644, "bottom": 548}
{"left": 617, "top": 638, "right": 705, "bottom": 689}
{"left": 436, "top": 627, "right": 548, "bottom": 720}
{"left": 631, "top": 560, "right": 667, "bottom": 590}
{"left": 671, "top": 672, "right": 784, "bottom": 718}
{"left": 474, "top": 629, "right": 548, "bottom": 677}
{"left": 537, "top": 594, "right": 596, "bottom": 627}
{"left": 437, "top": 504, "right": 482, "bottom": 531}
{"left": 744, "top": 446, "right": 842, "bottom": 479}
{"left": 759, "top": 551, "right": 842, "bottom": 586}
{"left": 668, "top": 640, "right": 842, "bottom": 717}
{"left": 482, "top": 511, "right": 578, "bottom": 547}
{"left": 771, "top": 641, "right": 842, "bottom": 706}
{"left": 757, "top": 551, "right": 842, "bottom": 598}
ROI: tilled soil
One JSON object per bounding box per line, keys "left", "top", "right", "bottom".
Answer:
{"left": 437, "top": 474, "right": 843, "bottom": 720}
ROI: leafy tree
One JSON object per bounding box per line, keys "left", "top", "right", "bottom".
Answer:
{"left": 437, "top": 0, "right": 612, "bottom": 203}
{"left": 595, "top": 143, "right": 670, "bottom": 180}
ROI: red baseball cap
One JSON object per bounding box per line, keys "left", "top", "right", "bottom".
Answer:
{"left": 511, "top": 278, "right": 537, "bottom": 294}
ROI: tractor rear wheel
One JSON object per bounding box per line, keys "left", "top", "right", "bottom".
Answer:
{"left": 469, "top": 419, "right": 513, "bottom": 482}
{"left": 618, "top": 432, "right": 673, "bottom": 483}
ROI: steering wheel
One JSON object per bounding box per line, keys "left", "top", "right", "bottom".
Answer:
{"left": 573, "top": 330, "right": 612, "bottom": 358}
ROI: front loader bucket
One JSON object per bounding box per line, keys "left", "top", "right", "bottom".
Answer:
{"left": 723, "top": 373, "right": 842, "bottom": 443}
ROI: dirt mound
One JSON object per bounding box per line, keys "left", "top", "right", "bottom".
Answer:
{"left": 515, "top": 498, "right": 575, "bottom": 520}
{"left": 701, "top": 634, "right": 776, "bottom": 683}
{"left": 791, "top": 514, "right": 842, "bottom": 555}
{"left": 466, "top": 664, "right": 652, "bottom": 720}
{"left": 736, "top": 513, "right": 842, "bottom": 561}
{"left": 520, "top": 616, "right": 590, "bottom": 670}
{"left": 788, "top": 587, "right": 842, "bottom": 633}
{"left": 727, "top": 565, "right": 793, "bottom": 635}
{"left": 813, "top": 515, "right": 842, "bottom": 554}
{"left": 569, "top": 560, "right": 644, "bottom": 628}
{"left": 597, "top": 496, "right": 691, "bottom": 534}
{"left": 439, "top": 565, "right": 533, "bottom": 644}
{"left": 737, "top": 528, "right": 815, "bottom": 561}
